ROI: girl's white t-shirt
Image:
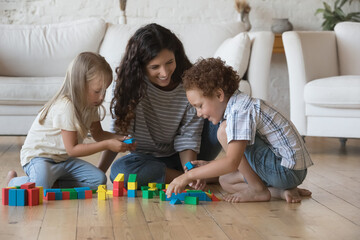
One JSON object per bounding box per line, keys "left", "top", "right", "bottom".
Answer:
{"left": 20, "top": 97, "right": 99, "bottom": 167}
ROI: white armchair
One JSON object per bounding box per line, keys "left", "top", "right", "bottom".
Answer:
{"left": 282, "top": 22, "right": 360, "bottom": 145}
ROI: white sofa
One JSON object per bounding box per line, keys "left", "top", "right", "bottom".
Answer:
{"left": 283, "top": 22, "right": 360, "bottom": 143}
{"left": 0, "top": 18, "right": 274, "bottom": 135}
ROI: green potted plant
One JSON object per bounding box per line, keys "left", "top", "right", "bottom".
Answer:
{"left": 315, "top": 0, "right": 360, "bottom": 30}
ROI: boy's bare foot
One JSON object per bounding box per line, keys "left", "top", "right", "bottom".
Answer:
{"left": 224, "top": 186, "right": 271, "bottom": 203}
{"left": 270, "top": 187, "right": 311, "bottom": 203}
{"left": 297, "top": 187, "right": 312, "bottom": 197}
{"left": 6, "top": 170, "right": 17, "bottom": 186}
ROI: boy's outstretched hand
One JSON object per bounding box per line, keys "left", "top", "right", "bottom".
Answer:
{"left": 166, "top": 173, "right": 192, "bottom": 198}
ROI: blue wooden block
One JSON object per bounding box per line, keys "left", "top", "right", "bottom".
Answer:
{"left": 127, "top": 189, "right": 137, "bottom": 198}
{"left": 77, "top": 191, "right": 85, "bottom": 199}
{"left": 185, "top": 161, "right": 194, "bottom": 170}
{"left": 170, "top": 198, "right": 182, "bottom": 205}
{"left": 55, "top": 192, "right": 63, "bottom": 200}
{"left": 74, "top": 187, "right": 91, "bottom": 192}
{"left": 123, "top": 138, "right": 135, "bottom": 144}
{"left": 16, "top": 189, "right": 27, "bottom": 206}
{"left": 9, "top": 189, "right": 17, "bottom": 206}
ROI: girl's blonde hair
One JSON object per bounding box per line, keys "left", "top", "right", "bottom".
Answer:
{"left": 39, "top": 52, "right": 113, "bottom": 138}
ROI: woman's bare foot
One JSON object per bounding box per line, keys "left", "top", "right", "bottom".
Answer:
{"left": 6, "top": 170, "right": 17, "bottom": 186}
{"left": 223, "top": 186, "right": 271, "bottom": 203}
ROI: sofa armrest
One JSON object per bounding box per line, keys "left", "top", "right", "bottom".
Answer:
{"left": 247, "top": 32, "right": 274, "bottom": 101}
{"left": 283, "top": 31, "right": 338, "bottom": 135}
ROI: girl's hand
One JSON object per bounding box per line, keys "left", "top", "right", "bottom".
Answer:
{"left": 166, "top": 173, "right": 192, "bottom": 198}
{"left": 106, "top": 138, "right": 135, "bottom": 152}
{"left": 188, "top": 179, "right": 206, "bottom": 190}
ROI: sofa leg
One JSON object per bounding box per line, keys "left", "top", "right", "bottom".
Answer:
{"left": 339, "top": 138, "right": 347, "bottom": 147}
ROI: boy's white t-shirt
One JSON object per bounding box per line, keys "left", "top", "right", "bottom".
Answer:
{"left": 20, "top": 97, "right": 99, "bottom": 167}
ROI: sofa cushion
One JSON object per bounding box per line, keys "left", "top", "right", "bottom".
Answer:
{"left": 0, "top": 77, "right": 62, "bottom": 105}
{"left": 304, "top": 75, "right": 360, "bottom": 108}
{"left": 0, "top": 18, "right": 106, "bottom": 77}
{"left": 335, "top": 22, "right": 360, "bottom": 75}
{"left": 214, "top": 32, "right": 250, "bottom": 79}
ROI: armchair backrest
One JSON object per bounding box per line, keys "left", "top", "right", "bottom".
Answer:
{"left": 335, "top": 22, "right": 360, "bottom": 75}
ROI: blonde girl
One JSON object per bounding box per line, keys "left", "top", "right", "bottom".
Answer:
{"left": 7, "top": 52, "right": 135, "bottom": 189}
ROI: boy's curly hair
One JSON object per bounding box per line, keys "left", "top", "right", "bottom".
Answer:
{"left": 182, "top": 58, "right": 240, "bottom": 98}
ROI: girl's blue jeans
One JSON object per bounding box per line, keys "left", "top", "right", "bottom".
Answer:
{"left": 8, "top": 157, "right": 107, "bottom": 189}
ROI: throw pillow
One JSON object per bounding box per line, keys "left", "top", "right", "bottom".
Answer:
{"left": 213, "top": 32, "right": 251, "bottom": 79}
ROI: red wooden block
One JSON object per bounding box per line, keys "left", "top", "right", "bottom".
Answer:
{"left": 44, "top": 192, "right": 55, "bottom": 201}
{"left": 113, "top": 181, "right": 124, "bottom": 190}
{"left": 2, "top": 188, "right": 9, "bottom": 205}
{"left": 113, "top": 188, "right": 124, "bottom": 197}
{"left": 211, "top": 193, "right": 220, "bottom": 201}
{"left": 21, "top": 182, "right": 35, "bottom": 189}
{"left": 27, "top": 188, "right": 39, "bottom": 206}
{"left": 85, "top": 190, "right": 92, "bottom": 199}
{"left": 62, "top": 191, "right": 70, "bottom": 200}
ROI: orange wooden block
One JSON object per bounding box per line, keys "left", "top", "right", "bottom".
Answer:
{"left": 44, "top": 192, "right": 55, "bottom": 201}
{"left": 62, "top": 191, "right": 70, "bottom": 200}
{"left": 2, "top": 188, "right": 9, "bottom": 205}
{"left": 113, "top": 188, "right": 124, "bottom": 197}
{"left": 21, "top": 182, "right": 35, "bottom": 189}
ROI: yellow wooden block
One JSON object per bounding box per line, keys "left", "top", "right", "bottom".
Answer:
{"left": 114, "top": 173, "right": 124, "bottom": 182}
{"left": 148, "top": 187, "right": 157, "bottom": 191}
{"left": 148, "top": 182, "right": 156, "bottom": 188}
{"left": 128, "top": 182, "right": 137, "bottom": 190}
{"left": 37, "top": 186, "right": 43, "bottom": 204}
{"left": 98, "top": 192, "right": 107, "bottom": 200}
{"left": 165, "top": 184, "right": 169, "bottom": 189}
{"left": 97, "top": 184, "right": 107, "bottom": 192}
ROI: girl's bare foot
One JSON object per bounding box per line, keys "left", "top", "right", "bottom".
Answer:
{"left": 6, "top": 170, "right": 17, "bottom": 186}
{"left": 224, "top": 186, "right": 271, "bottom": 203}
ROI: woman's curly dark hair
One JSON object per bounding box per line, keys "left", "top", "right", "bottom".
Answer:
{"left": 111, "top": 23, "right": 192, "bottom": 134}
{"left": 182, "top": 58, "right": 240, "bottom": 98}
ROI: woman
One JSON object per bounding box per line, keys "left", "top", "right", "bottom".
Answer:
{"left": 98, "top": 23, "right": 221, "bottom": 188}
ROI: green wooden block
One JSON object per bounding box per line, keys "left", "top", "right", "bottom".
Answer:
{"left": 141, "top": 186, "right": 149, "bottom": 191}
{"left": 184, "top": 196, "right": 199, "bottom": 205}
{"left": 69, "top": 191, "right": 78, "bottom": 199}
{"left": 142, "top": 190, "right": 153, "bottom": 199}
{"left": 61, "top": 188, "right": 76, "bottom": 192}
{"left": 156, "top": 183, "right": 165, "bottom": 190}
{"left": 128, "top": 174, "right": 137, "bottom": 182}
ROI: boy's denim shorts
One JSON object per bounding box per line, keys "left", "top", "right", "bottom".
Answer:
{"left": 244, "top": 136, "right": 307, "bottom": 189}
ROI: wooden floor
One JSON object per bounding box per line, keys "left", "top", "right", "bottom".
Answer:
{"left": 0, "top": 136, "right": 359, "bottom": 240}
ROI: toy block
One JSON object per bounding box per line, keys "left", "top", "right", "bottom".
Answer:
{"left": 27, "top": 188, "right": 39, "bottom": 206}
{"left": 113, "top": 188, "right": 123, "bottom": 197}
{"left": 211, "top": 193, "right": 221, "bottom": 201}
{"left": 106, "top": 190, "right": 113, "bottom": 195}
{"left": 128, "top": 174, "right": 137, "bottom": 183}
{"left": 170, "top": 198, "right": 182, "bottom": 205}
{"left": 165, "top": 184, "right": 169, "bottom": 189}
{"left": 148, "top": 183, "right": 157, "bottom": 188}
{"left": 44, "top": 192, "right": 55, "bottom": 201}
{"left": 55, "top": 192, "right": 63, "bottom": 200}
{"left": 184, "top": 196, "right": 199, "bottom": 205}
{"left": 17, "top": 189, "right": 27, "bottom": 206}
{"left": 97, "top": 185, "right": 107, "bottom": 192}
{"left": 114, "top": 173, "right": 125, "bottom": 182}
{"left": 84, "top": 190, "right": 93, "bottom": 199}
{"left": 37, "top": 187, "right": 43, "bottom": 204}
{"left": 127, "top": 182, "right": 137, "bottom": 190}
{"left": 77, "top": 191, "right": 86, "bottom": 199}
{"left": 142, "top": 190, "right": 153, "bottom": 199}
{"left": 20, "top": 182, "right": 35, "bottom": 189}
{"left": 69, "top": 191, "right": 77, "bottom": 200}
{"left": 159, "top": 191, "right": 171, "bottom": 201}
{"left": 74, "top": 187, "right": 91, "bottom": 192}
{"left": 185, "top": 161, "right": 194, "bottom": 170}
{"left": 2, "top": 188, "right": 9, "bottom": 205}
{"left": 62, "top": 191, "right": 70, "bottom": 200}
{"left": 98, "top": 192, "right": 107, "bottom": 200}
{"left": 156, "top": 183, "right": 165, "bottom": 190}
{"left": 123, "top": 138, "right": 135, "bottom": 144}
{"left": 43, "top": 189, "right": 61, "bottom": 197}
{"left": 141, "top": 186, "right": 149, "bottom": 191}
{"left": 9, "top": 189, "right": 17, "bottom": 206}
{"left": 113, "top": 181, "right": 124, "bottom": 189}
{"left": 61, "top": 188, "right": 76, "bottom": 192}
{"left": 127, "top": 189, "right": 137, "bottom": 198}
